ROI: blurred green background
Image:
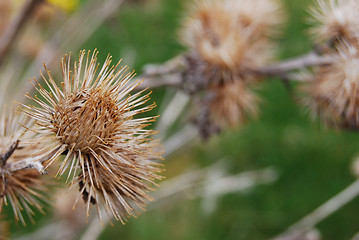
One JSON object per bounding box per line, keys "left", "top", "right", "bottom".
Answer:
{"left": 7, "top": 0, "right": 359, "bottom": 239}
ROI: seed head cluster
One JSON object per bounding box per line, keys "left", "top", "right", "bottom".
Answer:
{"left": 181, "top": 0, "right": 283, "bottom": 129}
{"left": 22, "top": 50, "right": 163, "bottom": 223}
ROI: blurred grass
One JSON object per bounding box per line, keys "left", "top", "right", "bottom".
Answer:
{"left": 6, "top": 0, "right": 359, "bottom": 239}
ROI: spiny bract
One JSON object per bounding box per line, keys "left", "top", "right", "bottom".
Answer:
{"left": 22, "top": 50, "right": 163, "bottom": 223}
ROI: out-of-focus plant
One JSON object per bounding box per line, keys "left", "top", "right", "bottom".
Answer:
{"left": 178, "top": 0, "right": 284, "bottom": 138}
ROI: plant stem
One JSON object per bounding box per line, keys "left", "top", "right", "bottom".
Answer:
{"left": 254, "top": 52, "right": 334, "bottom": 77}
{"left": 0, "top": 0, "right": 43, "bottom": 66}
{"left": 273, "top": 178, "right": 359, "bottom": 240}
{"left": 135, "top": 51, "right": 334, "bottom": 92}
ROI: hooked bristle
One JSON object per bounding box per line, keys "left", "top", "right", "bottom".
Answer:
{"left": 22, "top": 50, "right": 164, "bottom": 223}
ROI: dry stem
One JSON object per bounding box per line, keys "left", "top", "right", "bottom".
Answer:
{"left": 134, "top": 51, "right": 334, "bottom": 92}
{"left": 273, "top": 178, "right": 359, "bottom": 240}
{"left": 0, "top": 0, "right": 44, "bottom": 66}
{"left": 254, "top": 52, "right": 334, "bottom": 77}
{"left": 6, "top": 146, "right": 63, "bottom": 174}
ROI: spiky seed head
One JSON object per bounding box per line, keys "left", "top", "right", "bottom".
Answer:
{"left": 22, "top": 50, "right": 163, "bottom": 223}
{"left": 302, "top": 42, "right": 359, "bottom": 129}
{"left": 310, "top": 0, "right": 359, "bottom": 44}
{"left": 0, "top": 107, "right": 50, "bottom": 225}
{"left": 209, "top": 80, "right": 259, "bottom": 128}
{"left": 180, "top": 0, "right": 283, "bottom": 86}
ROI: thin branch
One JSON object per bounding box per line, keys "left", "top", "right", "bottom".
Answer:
{"left": 142, "top": 55, "right": 187, "bottom": 76}
{"left": 6, "top": 145, "right": 64, "bottom": 174}
{"left": 136, "top": 74, "right": 182, "bottom": 90}
{"left": 163, "top": 124, "right": 198, "bottom": 157}
{"left": 135, "top": 55, "right": 186, "bottom": 90}
{"left": 135, "top": 52, "right": 334, "bottom": 92}
{"left": 273, "top": 178, "right": 359, "bottom": 240}
{"left": 155, "top": 90, "right": 190, "bottom": 138}
{"left": 0, "top": 140, "right": 19, "bottom": 167}
{"left": 351, "top": 231, "right": 359, "bottom": 240}
{"left": 255, "top": 52, "right": 334, "bottom": 77}
{"left": 150, "top": 164, "right": 278, "bottom": 210}
{"left": 0, "top": 0, "right": 43, "bottom": 66}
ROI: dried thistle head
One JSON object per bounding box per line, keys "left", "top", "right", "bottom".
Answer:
{"left": 0, "top": 107, "right": 51, "bottom": 225}
{"left": 302, "top": 42, "right": 359, "bottom": 129}
{"left": 180, "top": 0, "right": 283, "bottom": 86}
{"left": 22, "top": 50, "right": 163, "bottom": 223}
{"left": 310, "top": 0, "right": 359, "bottom": 44}
{"left": 180, "top": 0, "right": 282, "bottom": 136}
{"left": 209, "top": 81, "right": 260, "bottom": 128}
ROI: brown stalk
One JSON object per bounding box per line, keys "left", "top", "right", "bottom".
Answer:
{"left": 272, "top": 178, "right": 359, "bottom": 240}
{"left": 0, "top": 140, "right": 19, "bottom": 167}
{"left": 0, "top": 0, "right": 44, "bottom": 66}
{"left": 254, "top": 52, "right": 334, "bottom": 77}
{"left": 136, "top": 51, "right": 335, "bottom": 91}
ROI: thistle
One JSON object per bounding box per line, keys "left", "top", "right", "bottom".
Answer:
{"left": 0, "top": 108, "right": 50, "bottom": 225}
{"left": 310, "top": 0, "right": 359, "bottom": 44}
{"left": 181, "top": 0, "right": 282, "bottom": 86}
{"left": 180, "top": 0, "right": 283, "bottom": 130}
{"left": 22, "top": 50, "right": 163, "bottom": 223}
{"left": 303, "top": 43, "right": 359, "bottom": 129}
